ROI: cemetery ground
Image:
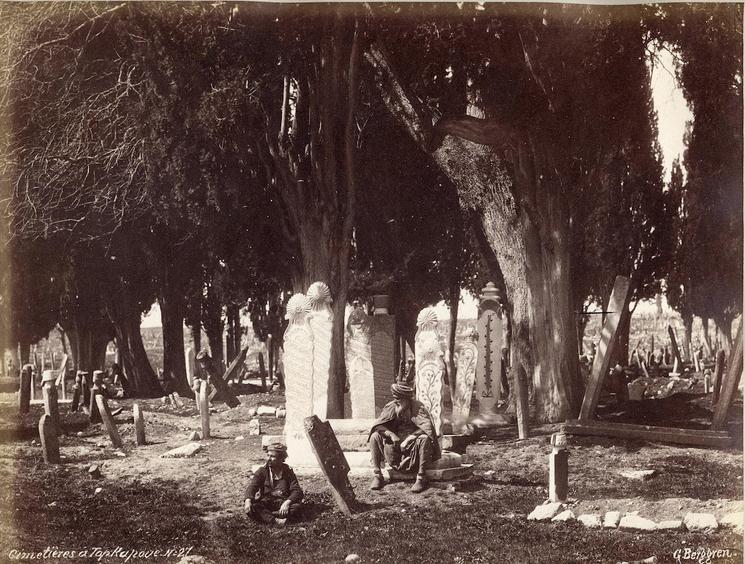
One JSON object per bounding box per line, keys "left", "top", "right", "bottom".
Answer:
{"left": 0, "top": 386, "right": 741, "bottom": 564}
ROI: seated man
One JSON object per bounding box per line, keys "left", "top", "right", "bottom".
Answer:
{"left": 368, "top": 371, "right": 441, "bottom": 493}
{"left": 244, "top": 443, "right": 303, "bottom": 525}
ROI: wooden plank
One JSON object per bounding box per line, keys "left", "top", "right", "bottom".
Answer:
{"left": 579, "top": 276, "right": 632, "bottom": 420}
{"left": 304, "top": 415, "right": 356, "bottom": 516}
{"left": 667, "top": 326, "right": 684, "bottom": 368}
{"left": 564, "top": 419, "right": 732, "bottom": 448}
{"left": 223, "top": 347, "right": 248, "bottom": 383}
{"left": 711, "top": 324, "right": 743, "bottom": 430}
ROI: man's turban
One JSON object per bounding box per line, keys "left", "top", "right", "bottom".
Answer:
{"left": 390, "top": 382, "right": 414, "bottom": 399}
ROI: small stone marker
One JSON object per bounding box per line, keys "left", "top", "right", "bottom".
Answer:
{"left": 345, "top": 555, "right": 360, "bottom": 564}
{"left": 38, "top": 414, "right": 60, "bottom": 464}
{"left": 248, "top": 419, "right": 261, "bottom": 436}
{"left": 88, "top": 464, "right": 101, "bottom": 478}
{"left": 42, "top": 370, "right": 61, "bottom": 435}
{"left": 133, "top": 403, "right": 146, "bottom": 445}
{"left": 577, "top": 514, "right": 602, "bottom": 528}
{"left": 185, "top": 347, "right": 196, "bottom": 387}
{"left": 527, "top": 502, "right": 564, "bottom": 521}
{"left": 96, "top": 395, "right": 123, "bottom": 449}
{"left": 199, "top": 380, "right": 210, "bottom": 439}
{"left": 258, "top": 352, "right": 267, "bottom": 390}
{"left": 171, "top": 392, "right": 184, "bottom": 408}
{"left": 683, "top": 512, "right": 718, "bottom": 532}
{"left": 548, "top": 432, "right": 568, "bottom": 503}
{"left": 619, "top": 514, "right": 657, "bottom": 532}
{"left": 188, "top": 431, "right": 201, "bottom": 441}
{"left": 603, "top": 511, "right": 621, "bottom": 528}
{"left": 19, "top": 364, "right": 32, "bottom": 414}
{"left": 619, "top": 469, "right": 656, "bottom": 480}
{"left": 89, "top": 370, "right": 104, "bottom": 423}
{"left": 304, "top": 415, "right": 356, "bottom": 516}
{"left": 161, "top": 443, "right": 202, "bottom": 458}
{"left": 257, "top": 405, "right": 276, "bottom": 416}
{"left": 275, "top": 407, "right": 286, "bottom": 418}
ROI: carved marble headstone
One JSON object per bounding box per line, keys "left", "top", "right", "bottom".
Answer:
{"left": 452, "top": 328, "right": 479, "bottom": 434}
{"left": 414, "top": 307, "right": 445, "bottom": 436}
{"left": 283, "top": 293, "right": 314, "bottom": 446}
{"left": 307, "top": 282, "right": 333, "bottom": 419}
{"left": 345, "top": 306, "right": 375, "bottom": 418}
{"left": 304, "top": 415, "right": 355, "bottom": 516}
{"left": 370, "top": 298, "right": 396, "bottom": 416}
{"left": 475, "top": 282, "right": 504, "bottom": 417}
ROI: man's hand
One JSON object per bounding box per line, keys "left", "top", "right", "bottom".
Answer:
{"left": 243, "top": 499, "right": 252, "bottom": 514}
{"left": 400, "top": 435, "right": 415, "bottom": 450}
{"left": 386, "top": 431, "right": 400, "bottom": 444}
{"left": 278, "top": 499, "right": 291, "bottom": 517}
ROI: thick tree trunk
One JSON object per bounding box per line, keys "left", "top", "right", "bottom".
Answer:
{"left": 203, "top": 296, "right": 224, "bottom": 370}
{"left": 19, "top": 342, "right": 31, "bottom": 366}
{"left": 682, "top": 314, "right": 693, "bottom": 363}
{"left": 66, "top": 316, "right": 110, "bottom": 374}
{"left": 159, "top": 293, "right": 189, "bottom": 396}
{"left": 188, "top": 324, "right": 202, "bottom": 353}
{"left": 109, "top": 312, "right": 161, "bottom": 397}
{"left": 225, "top": 304, "right": 241, "bottom": 364}
{"left": 714, "top": 315, "right": 733, "bottom": 355}
{"left": 701, "top": 317, "right": 712, "bottom": 358}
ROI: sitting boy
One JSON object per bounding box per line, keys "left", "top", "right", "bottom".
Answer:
{"left": 244, "top": 443, "right": 304, "bottom": 525}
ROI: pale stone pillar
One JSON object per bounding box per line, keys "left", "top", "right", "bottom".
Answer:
{"left": 345, "top": 306, "right": 375, "bottom": 418}
{"left": 307, "top": 282, "right": 333, "bottom": 419}
{"left": 452, "top": 329, "right": 478, "bottom": 434}
{"left": 89, "top": 370, "right": 104, "bottom": 424}
{"left": 414, "top": 307, "right": 445, "bottom": 436}
{"left": 283, "top": 293, "right": 315, "bottom": 465}
{"left": 474, "top": 282, "right": 504, "bottom": 420}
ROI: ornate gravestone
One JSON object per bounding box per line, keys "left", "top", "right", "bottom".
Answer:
{"left": 282, "top": 293, "right": 315, "bottom": 463}
{"left": 370, "top": 295, "right": 396, "bottom": 415}
{"left": 452, "top": 328, "right": 478, "bottom": 434}
{"left": 474, "top": 282, "right": 504, "bottom": 422}
{"left": 345, "top": 306, "right": 376, "bottom": 418}
{"left": 414, "top": 307, "right": 445, "bottom": 436}
{"left": 307, "top": 282, "right": 333, "bottom": 419}
{"left": 304, "top": 415, "right": 356, "bottom": 516}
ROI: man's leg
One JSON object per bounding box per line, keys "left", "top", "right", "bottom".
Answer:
{"left": 369, "top": 431, "right": 386, "bottom": 490}
{"left": 411, "top": 436, "right": 434, "bottom": 493}
{"left": 249, "top": 500, "right": 276, "bottom": 524}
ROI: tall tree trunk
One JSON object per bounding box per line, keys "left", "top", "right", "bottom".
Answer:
{"left": 226, "top": 304, "right": 241, "bottom": 364}
{"left": 682, "top": 314, "right": 693, "bottom": 363}
{"left": 19, "top": 342, "right": 30, "bottom": 366}
{"left": 159, "top": 289, "right": 189, "bottom": 395}
{"left": 188, "top": 324, "right": 202, "bottom": 353}
{"left": 367, "top": 44, "right": 582, "bottom": 422}
{"left": 701, "top": 316, "right": 712, "bottom": 357}
{"left": 713, "top": 315, "right": 733, "bottom": 355}
{"left": 447, "top": 283, "right": 459, "bottom": 400}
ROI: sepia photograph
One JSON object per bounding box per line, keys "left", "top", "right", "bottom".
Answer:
{"left": 0, "top": 2, "right": 742, "bottom": 562}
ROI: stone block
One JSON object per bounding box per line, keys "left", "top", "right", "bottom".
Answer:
{"left": 683, "top": 512, "right": 718, "bottom": 532}
{"left": 248, "top": 419, "right": 261, "bottom": 436}
{"left": 577, "top": 514, "right": 602, "bottom": 528}
{"left": 603, "top": 511, "right": 621, "bottom": 528}
{"left": 161, "top": 443, "right": 202, "bottom": 458}
{"left": 257, "top": 405, "right": 276, "bottom": 416}
{"left": 619, "top": 514, "right": 657, "bottom": 532}
{"left": 720, "top": 512, "right": 743, "bottom": 532}
{"left": 528, "top": 502, "right": 564, "bottom": 521}
{"left": 619, "top": 469, "right": 656, "bottom": 480}
{"left": 440, "top": 434, "right": 470, "bottom": 454}
{"left": 657, "top": 520, "right": 682, "bottom": 530}
{"left": 385, "top": 464, "right": 473, "bottom": 482}
{"left": 427, "top": 452, "right": 463, "bottom": 470}
{"left": 551, "top": 509, "right": 575, "bottom": 522}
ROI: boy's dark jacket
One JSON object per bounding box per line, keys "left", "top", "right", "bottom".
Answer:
{"left": 245, "top": 462, "right": 304, "bottom": 503}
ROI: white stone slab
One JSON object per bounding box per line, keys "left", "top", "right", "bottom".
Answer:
{"left": 603, "top": 511, "right": 621, "bottom": 528}
{"left": 307, "top": 282, "right": 333, "bottom": 420}
{"left": 619, "top": 469, "right": 656, "bottom": 480}
{"left": 684, "top": 513, "right": 718, "bottom": 532}
{"left": 619, "top": 514, "right": 657, "bottom": 532}
{"left": 161, "top": 443, "right": 202, "bottom": 458}
{"left": 577, "top": 514, "right": 602, "bottom": 529}
{"left": 720, "top": 512, "right": 743, "bottom": 532}
{"left": 552, "top": 509, "right": 575, "bottom": 522}
{"left": 528, "top": 502, "right": 564, "bottom": 521}
{"left": 452, "top": 334, "right": 478, "bottom": 434}
{"left": 415, "top": 307, "right": 445, "bottom": 436}
{"left": 657, "top": 520, "right": 682, "bottom": 530}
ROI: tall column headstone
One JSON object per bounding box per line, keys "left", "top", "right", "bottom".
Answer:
{"left": 283, "top": 293, "right": 314, "bottom": 465}
{"left": 41, "top": 370, "right": 61, "bottom": 436}
{"left": 185, "top": 347, "right": 196, "bottom": 387}
{"left": 549, "top": 432, "right": 569, "bottom": 502}
{"left": 19, "top": 364, "right": 32, "bottom": 414}
{"left": 199, "top": 379, "right": 210, "bottom": 439}
{"left": 452, "top": 329, "right": 478, "bottom": 434}
{"left": 370, "top": 295, "right": 396, "bottom": 416}
{"left": 414, "top": 307, "right": 445, "bottom": 436}
{"left": 345, "top": 305, "right": 375, "bottom": 418}
{"left": 307, "top": 282, "right": 333, "bottom": 419}
{"left": 474, "top": 282, "right": 504, "bottom": 421}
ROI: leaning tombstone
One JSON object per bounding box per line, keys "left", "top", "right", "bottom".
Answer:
{"left": 19, "top": 364, "right": 32, "bottom": 414}
{"left": 307, "top": 282, "right": 334, "bottom": 419}
{"left": 42, "top": 369, "right": 62, "bottom": 436}
{"left": 304, "top": 415, "right": 356, "bottom": 516}
{"left": 133, "top": 403, "right": 146, "bottom": 445}
{"left": 39, "top": 414, "right": 60, "bottom": 464}
{"left": 96, "top": 395, "right": 123, "bottom": 449}
{"left": 452, "top": 329, "right": 478, "bottom": 434}
{"left": 414, "top": 307, "right": 445, "bottom": 436}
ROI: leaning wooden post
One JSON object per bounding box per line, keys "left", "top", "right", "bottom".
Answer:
{"left": 199, "top": 379, "right": 210, "bottom": 439}
{"left": 38, "top": 414, "right": 61, "bottom": 464}
{"left": 41, "top": 370, "right": 62, "bottom": 436}
{"left": 95, "top": 395, "right": 123, "bottom": 448}
{"left": 579, "top": 276, "right": 633, "bottom": 420}
{"left": 133, "top": 403, "right": 146, "bottom": 446}
{"left": 89, "top": 370, "right": 104, "bottom": 423}
{"left": 667, "top": 325, "right": 684, "bottom": 369}
{"left": 711, "top": 324, "right": 743, "bottom": 431}
{"left": 712, "top": 349, "right": 726, "bottom": 404}
{"left": 19, "top": 364, "right": 33, "bottom": 414}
